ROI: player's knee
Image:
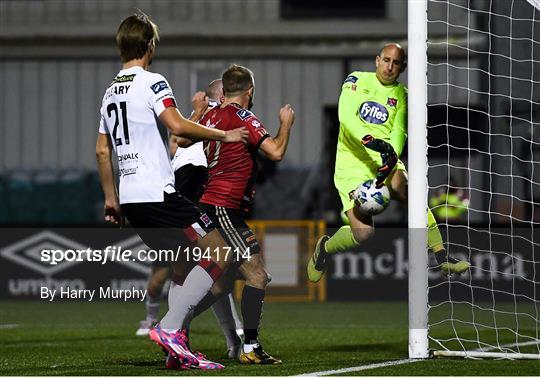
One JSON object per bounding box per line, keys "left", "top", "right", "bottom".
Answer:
{"left": 396, "top": 184, "right": 407, "bottom": 203}
{"left": 351, "top": 226, "right": 375, "bottom": 244}
{"left": 245, "top": 267, "right": 268, "bottom": 289}
{"left": 391, "top": 173, "right": 408, "bottom": 203}
{"left": 148, "top": 276, "right": 159, "bottom": 290}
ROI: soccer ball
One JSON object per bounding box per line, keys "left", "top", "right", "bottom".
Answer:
{"left": 351, "top": 179, "right": 390, "bottom": 215}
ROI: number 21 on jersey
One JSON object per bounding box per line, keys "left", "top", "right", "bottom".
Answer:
{"left": 107, "top": 101, "right": 130, "bottom": 146}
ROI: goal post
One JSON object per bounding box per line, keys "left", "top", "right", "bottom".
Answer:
{"left": 413, "top": 0, "right": 540, "bottom": 360}
{"left": 408, "top": 0, "right": 430, "bottom": 359}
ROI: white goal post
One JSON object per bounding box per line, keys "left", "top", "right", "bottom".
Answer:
{"left": 409, "top": 0, "right": 540, "bottom": 360}
{"left": 408, "top": 0, "right": 430, "bottom": 360}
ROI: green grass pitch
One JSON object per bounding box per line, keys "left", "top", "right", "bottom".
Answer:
{"left": 1, "top": 301, "right": 539, "bottom": 375}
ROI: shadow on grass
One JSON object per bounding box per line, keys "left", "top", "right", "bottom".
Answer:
{"left": 2, "top": 334, "right": 127, "bottom": 346}
{"left": 324, "top": 342, "right": 405, "bottom": 355}
{"left": 117, "top": 359, "right": 165, "bottom": 368}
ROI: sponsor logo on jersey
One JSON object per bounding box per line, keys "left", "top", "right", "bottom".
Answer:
{"left": 151, "top": 80, "right": 169, "bottom": 94}
{"left": 120, "top": 168, "right": 137, "bottom": 176}
{"left": 387, "top": 97, "right": 398, "bottom": 107}
{"left": 118, "top": 153, "right": 139, "bottom": 162}
{"left": 344, "top": 75, "right": 358, "bottom": 84}
{"left": 236, "top": 109, "right": 252, "bottom": 120}
{"left": 251, "top": 120, "right": 261, "bottom": 128}
{"left": 112, "top": 74, "right": 136, "bottom": 84}
{"left": 359, "top": 101, "right": 389, "bottom": 124}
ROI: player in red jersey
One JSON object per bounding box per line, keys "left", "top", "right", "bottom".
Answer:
{"left": 192, "top": 64, "right": 295, "bottom": 364}
{"left": 97, "top": 13, "right": 249, "bottom": 370}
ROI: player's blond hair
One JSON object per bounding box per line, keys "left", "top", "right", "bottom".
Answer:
{"left": 116, "top": 12, "right": 159, "bottom": 63}
{"left": 222, "top": 64, "right": 254, "bottom": 97}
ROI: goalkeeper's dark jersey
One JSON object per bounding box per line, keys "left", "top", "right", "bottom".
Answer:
{"left": 200, "top": 103, "right": 269, "bottom": 209}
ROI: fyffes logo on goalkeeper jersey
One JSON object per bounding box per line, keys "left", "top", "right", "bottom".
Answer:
{"left": 359, "top": 101, "right": 388, "bottom": 124}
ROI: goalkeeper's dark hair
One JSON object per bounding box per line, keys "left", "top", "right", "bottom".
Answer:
{"left": 116, "top": 12, "right": 159, "bottom": 63}
{"left": 222, "top": 64, "right": 254, "bottom": 97}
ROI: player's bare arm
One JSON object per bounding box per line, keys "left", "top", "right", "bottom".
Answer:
{"left": 95, "top": 133, "right": 124, "bottom": 226}
{"left": 171, "top": 91, "right": 210, "bottom": 151}
{"left": 259, "top": 104, "right": 295, "bottom": 161}
{"left": 159, "top": 106, "right": 248, "bottom": 143}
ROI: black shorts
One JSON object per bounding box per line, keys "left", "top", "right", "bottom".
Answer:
{"left": 175, "top": 164, "right": 208, "bottom": 203}
{"left": 122, "top": 192, "right": 214, "bottom": 265}
{"left": 198, "top": 203, "right": 260, "bottom": 261}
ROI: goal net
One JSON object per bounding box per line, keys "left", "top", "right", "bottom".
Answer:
{"left": 425, "top": 0, "right": 540, "bottom": 359}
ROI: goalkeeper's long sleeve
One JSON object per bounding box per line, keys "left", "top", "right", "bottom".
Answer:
{"left": 388, "top": 97, "right": 407, "bottom": 157}
{"left": 337, "top": 76, "right": 364, "bottom": 142}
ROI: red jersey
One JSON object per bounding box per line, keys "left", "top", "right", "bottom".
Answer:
{"left": 199, "top": 103, "right": 270, "bottom": 209}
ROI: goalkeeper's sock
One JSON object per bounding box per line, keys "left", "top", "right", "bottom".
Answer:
{"left": 324, "top": 226, "right": 361, "bottom": 254}
{"left": 435, "top": 249, "right": 470, "bottom": 275}
{"left": 427, "top": 208, "right": 445, "bottom": 253}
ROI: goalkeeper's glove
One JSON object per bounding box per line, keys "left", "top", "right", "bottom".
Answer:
{"left": 361, "top": 135, "right": 398, "bottom": 187}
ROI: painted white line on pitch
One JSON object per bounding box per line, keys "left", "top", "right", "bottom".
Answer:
{"left": 299, "top": 340, "right": 540, "bottom": 376}
{"left": 300, "top": 339, "right": 540, "bottom": 376}
{"left": 0, "top": 324, "right": 19, "bottom": 329}
{"left": 297, "top": 358, "right": 421, "bottom": 376}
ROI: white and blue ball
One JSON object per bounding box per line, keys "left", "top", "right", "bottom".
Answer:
{"left": 352, "top": 179, "right": 390, "bottom": 215}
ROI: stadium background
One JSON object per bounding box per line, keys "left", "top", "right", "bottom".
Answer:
{"left": 0, "top": 0, "right": 537, "bottom": 308}
{"left": 3, "top": 0, "right": 540, "bottom": 375}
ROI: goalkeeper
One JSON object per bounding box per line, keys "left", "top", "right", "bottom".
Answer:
{"left": 308, "top": 43, "right": 470, "bottom": 283}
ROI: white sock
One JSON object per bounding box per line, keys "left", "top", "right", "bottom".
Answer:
{"left": 243, "top": 342, "right": 260, "bottom": 353}
{"left": 159, "top": 265, "right": 213, "bottom": 332}
{"left": 167, "top": 281, "right": 180, "bottom": 310}
{"left": 228, "top": 293, "right": 244, "bottom": 331}
{"left": 212, "top": 295, "right": 240, "bottom": 348}
{"left": 145, "top": 295, "right": 160, "bottom": 322}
